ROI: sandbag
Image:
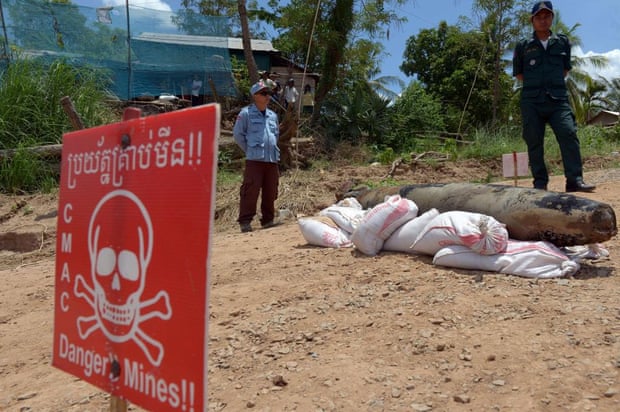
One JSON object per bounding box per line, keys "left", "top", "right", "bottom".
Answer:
{"left": 298, "top": 216, "right": 353, "bottom": 248}
{"left": 352, "top": 195, "right": 419, "bottom": 256}
{"left": 319, "top": 205, "right": 366, "bottom": 234}
{"left": 433, "top": 241, "right": 580, "bottom": 278}
{"left": 335, "top": 197, "right": 363, "bottom": 210}
{"left": 411, "top": 211, "right": 509, "bottom": 256}
{"left": 382, "top": 208, "right": 440, "bottom": 253}
{"left": 561, "top": 244, "right": 610, "bottom": 261}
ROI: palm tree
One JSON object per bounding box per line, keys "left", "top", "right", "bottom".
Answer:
{"left": 602, "top": 78, "right": 620, "bottom": 112}
{"left": 570, "top": 75, "right": 612, "bottom": 123}
{"left": 552, "top": 11, "right": 609, "bottom": 124}
{"left": 368, "top": 74, "right": 405, "bottom": 102}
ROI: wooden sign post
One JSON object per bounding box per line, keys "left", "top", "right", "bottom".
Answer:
{"left": 502, "top": 151, "right": 529, "bottom": 186}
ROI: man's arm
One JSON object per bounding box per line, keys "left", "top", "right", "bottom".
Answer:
{"left": 233, "top": 110, "right": 248, "bottom": 152}
{"left": 512, "top": 39, "right": 526, "bottom": 80}
{"left": 561, "top": 34, "right": 572, "bottom": 72}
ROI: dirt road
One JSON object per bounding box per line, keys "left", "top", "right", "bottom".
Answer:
{"left": 1, "top": 165, "right": 619, "bottom": 411}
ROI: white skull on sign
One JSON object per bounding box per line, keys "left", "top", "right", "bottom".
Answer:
{"left": 74, "top": 189, "right": 172, "bottom": 366}
{"left": 89, "top": 190, "right": 150, "bottom": 339}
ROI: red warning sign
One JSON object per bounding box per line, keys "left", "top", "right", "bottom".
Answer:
{"left": 53, "top": 104, "right": 220, "bottom": 411}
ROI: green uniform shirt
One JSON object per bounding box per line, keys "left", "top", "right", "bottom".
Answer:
{"left": 513, "top": 32, "right": 572, "bottom": 102}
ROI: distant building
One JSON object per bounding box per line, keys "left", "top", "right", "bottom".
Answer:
{"left": 268, "top": 54, "right": 320, "bottom": 97}
{"left": 131, "top": 33, "right": 319, "bottom": 101}
{"left": 587, "top": 110, "right": 619, "bottom": 127}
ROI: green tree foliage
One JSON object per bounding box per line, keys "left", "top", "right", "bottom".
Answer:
{"left": 546, "top": 11, "right": 611, "bottom": 124}
{"left": 178, "top": 0, "right": 407, "bottom": 142}
{"left": 311, "top": 0, "right": 355, "bottom": 124}
{"left": 6, "top": 0, "right": 83, "bottom": 51}
{"left": 320, "top": 80, "right": 391, "bottom": 147}
{"left": 571, "top": 75, "right": 612, "bottom": 124}
{"left": 5, "top": 0, "right": 127, "bottom": 61}
{"left": 172, "top": 7, "right": 231, "bottom": 36}
{"left": 263, "top": 0, "right": 406, "bottom": 125}
{"left": 266, "top": 0, "right": 404, "bottom": 73}
{"left": 602, "top": 78, "right": 620, "bottom": 112}
{"left": 386, "top": 81, "right": 445, "bottom": 151}
{"left": 473, "top": 0, "right": 527, "bottom": 125}
{"left": 400, "top": 22, "right": 513, "bottom": 132}
{"left": 175, "top": 0, "right": 263, "bottom": 37}
{"left": 263, "top": 0, "right": 357, "bottom": 125}
{"left": 265, "top": 0, "right": 322, "bottom": 72}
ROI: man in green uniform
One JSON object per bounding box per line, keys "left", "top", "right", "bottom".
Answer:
{"left": 512, "top": 1, "right": 595, "bottom": 192}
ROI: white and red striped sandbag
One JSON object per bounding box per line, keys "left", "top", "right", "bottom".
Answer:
{"left": 432, "top": 240, "right": 580, "bottom": 278}
{"left": 351, "top": 194, "right": 419, "bottom": 256}
{"left": 382, "top": 208, "right": 440, "bottom": 253}
{"left": 298, "top": 216, "right": 353, "bottom": 248}
{"left": 411, "top": 211, "right": 509, "bottom": 256}
{"left": 319, "top": 205, "right": 367, "bottom": 234}
{"left": 335, "top": 197, "right": 363, "bottom": 210}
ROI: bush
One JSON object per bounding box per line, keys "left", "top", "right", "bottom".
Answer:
{"left": 386, "top": 81, "right": 445, "bottom": 152}
{"left": 0, "top": 143, "right": 58, "bottom": 194}
{"left": 0, "top": 58, "right": 118, "bottom": 193}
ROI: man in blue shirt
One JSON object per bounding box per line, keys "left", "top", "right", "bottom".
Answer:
{"left": 512, "top": 1, "right": 595, "bottom": 192}
{"left": 233, "top": 81, "right": 281, "bottom": 232}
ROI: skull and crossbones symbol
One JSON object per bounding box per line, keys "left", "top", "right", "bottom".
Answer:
{"left": 74, "top": 189, "right": 172, "bottom": 366}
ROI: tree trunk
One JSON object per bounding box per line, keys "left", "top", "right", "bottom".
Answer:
{"left": 310, "top": 0, "right": 355, "bottom": 126}
{"left": 491, "top": 2, "right": 505, "bottom": 126}
{"left": 237, "top": 0, "right": 259, "bottom": 85}
{"left": 278, "top": 106, "right": 308, "bottom": 170}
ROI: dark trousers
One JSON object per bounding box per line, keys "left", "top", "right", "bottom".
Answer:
{"left": 238, "top": 160, "right": 279, "bottom": 226}
{"left": 520, "top": 97, "right": 583, "bottom": 188}
{"left": 191, "top": 95, "right": 202, "bottom": 106}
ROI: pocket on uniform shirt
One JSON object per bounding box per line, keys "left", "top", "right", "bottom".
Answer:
{"left": 548, "top": 50, "right": 565, "bottom": 67}
{"left": 247, "top": 133, "right": 265, "bottom": 147}
{"left": 523, "top": 55, "right": 543, "bottom": 71}
{"left": 247, "top": 143, "right": 265, "bottom": 160}
{"left": 249, "top": 119, "right": 264, "bottom": 134}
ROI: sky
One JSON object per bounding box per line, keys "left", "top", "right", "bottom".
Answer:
{"left": 81, "top": 0, "right": 620, "bottom": 88}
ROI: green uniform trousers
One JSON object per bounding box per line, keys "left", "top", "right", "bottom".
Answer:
{"left": 520, "top": 95, "right": 583, "bottom": 188}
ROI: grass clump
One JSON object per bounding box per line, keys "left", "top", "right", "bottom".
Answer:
{"left": 0, "top": 58, "right": 118, "bottom": 193}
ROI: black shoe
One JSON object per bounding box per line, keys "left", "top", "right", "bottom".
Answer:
{"left": 534, "top": 184, "right": 547, "bottom": 191}
{"left": 240, "top": 223, "right": 252, "bottom": 233}
{"left": 565, "top": 178, "right": 596, "bottom": 193}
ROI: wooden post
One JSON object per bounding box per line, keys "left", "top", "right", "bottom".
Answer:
{"left": 208, "top": 77, "right": 219, "bottom": 103}
{"left": 109, "top": 396, "right": 128, "bottom": 412}
{"left": 60, "top": 96, "right": 85, "bottom": 130}
{"left": 106, "top": 106, "right": 142, "bottom": 412}
{"left": 122, "top": 106, "right": 142, "bottom": 121}
{"left": 512, "top": 151, "right": 518, "bottom": 187}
